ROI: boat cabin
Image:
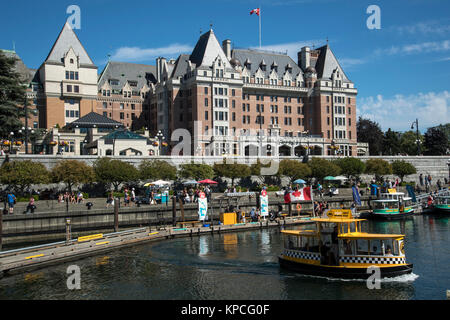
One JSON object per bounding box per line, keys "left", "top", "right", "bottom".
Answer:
{"left": 281, "top": 209, "right": 406, "bottom": 267}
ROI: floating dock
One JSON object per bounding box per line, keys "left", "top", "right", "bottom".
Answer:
{"left": 0, "top": 216, "right": 312, "bottom": 276}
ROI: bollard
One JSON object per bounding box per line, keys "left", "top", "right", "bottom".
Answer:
{"left": 65, "top": 219, "right": 71, "bottom": 245}
{"left": 114, "top": 197, "right": 119, "bottom": 232}
{"left": 172, "top": 196, "right": 177, "bottom": 227}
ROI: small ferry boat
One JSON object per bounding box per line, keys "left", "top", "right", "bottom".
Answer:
{"left": 369, "top": 192, "right": 415, "bottom": 220}
{"left": 279, "top": 209, "right": 413, "bottom": 279}
{"left": 432, "top": 195, "right": 450, "bottom": 214}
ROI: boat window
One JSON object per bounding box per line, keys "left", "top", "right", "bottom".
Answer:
{"left": 369, "top": 240, "right": 383, "bottom": 255}
{"left": 356, "top": 239, "right": 370, "bottom": 255}
{"left": 286, "top": 235, "right": 299, "bottom": 250}
{"left": 340, "top": 239, "right": 354, "bottom": 255}
{"left": 388, "top": 202, "right": 398, "bottom": 209}
{"left": 339, "top": 223, "right": 348, "bottom": 234}
{"left": 404, "top": 200, "right": 412, "bottom": 207}
{"left": 373, "top": 202, "right": 386, "bottom": 210}
{"left": 349, "top": 222, "right": 357, "bottom": 233}
{"left": 383, "top": 239, "right": 395, "bottom": 256}
{"left": 304, "top": 237, "right": 320, "bottom": 253}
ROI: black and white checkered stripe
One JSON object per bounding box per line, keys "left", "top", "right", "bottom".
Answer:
{"left": 283, "top": 250, "right": 321, "bottom": 261}
{"left": 340, "top": 256, "right": 406, "bottom": 264}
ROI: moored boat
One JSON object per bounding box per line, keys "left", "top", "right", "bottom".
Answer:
{"left": 369, "top": 192, "right": 415, "bottom": 220}
{"left": 279, "top": 209, "right": 413, "bottom": 279}
{"left": 432, "top": 195, "right": 450, "bottom": 214}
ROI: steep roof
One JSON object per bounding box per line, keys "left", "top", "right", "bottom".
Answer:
{"left": 171, "top": 54, "right": 191, "bottom": 78}
{"left": 1, "top": 49, "right": 35, "bottom": 83}
{"left": 189, "top": 29, "right": 229, "bottom": 67}
{"left": 45, "top": 22, "right": 95, "bottom": 66}
{"left": 67, "top": 112, "right": 124, "bottom": 129}
{"left": 98, "top": 61, "right": 157, "bottom": 91}
{"left": 232, "top": 49, "right": 303, "bottom": 79}
{"left": 314, "top": 44, "right": 349, "bottom": 82}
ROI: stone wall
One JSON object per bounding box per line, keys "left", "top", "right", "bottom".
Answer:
{"left": 2, "top": 154, "right": 449, "bottom": 184}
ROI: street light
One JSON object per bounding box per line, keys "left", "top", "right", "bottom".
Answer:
{"left": 9, "top": 132, "right": 14, "bottom": 154}
{"left": 156, "top": 130, "right": 164, "bottom": 156}
{"left": 411, "top": 118, "right": 421, "bottom": 155}
{"left": 57, "top": 133, "right": 61, "bottom": 155}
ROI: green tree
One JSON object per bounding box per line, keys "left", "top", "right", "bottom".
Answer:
{"left": 382, "top": 128, "right": 402, "bottom": 155}
{"left": 139, "top": 159, "right": 177, "bottom": 181}
{"left": 0, "top": 160, "right": 50, "bottom": 195}
{"left": 391, "top": 160, "right": 417, "bottom": 183}
{"left": 213, "top": 163, "right": 251, "bottom": 187}
{"left": 52, "top": 160, "right": 94, "bottom": 193}
{"left": 424, "top": 126, "right": 449, "bottom": 155}
{"left": 278, "top": 159, "right": 312, "bottom": 184}
{"left": 308, "top": 158, "right": 341, "bottom": 182}
{"left": 0, "top": 51, "right": 26, "bottom": 138}
{"left": 334, "top": 157, "right": 366, "bottom": 180}
{"left": 179, "top": 163, "right": 214, "bottom": 181}
{"left": 400, "top": 130, "right": 424, "bottom": 155}
{"left": 357, "top": 117, "right": 384, "bottom": 155}
{"left": 93, "top": 157, "right": 139, "bottom": 191}
{"left": 365, "top": 159, "right": 392, "bottom": 182}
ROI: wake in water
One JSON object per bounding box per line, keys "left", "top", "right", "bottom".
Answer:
{"left": 286, "top": 272, "right": 420, "bottom": 283}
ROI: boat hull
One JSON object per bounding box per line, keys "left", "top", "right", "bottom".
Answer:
{"left": 279, "top": 256, "right": 413, "bottom": 279}
{"left": 368, "top": 210, "right": 415, "bottom": 220}
{"left": 432, "top": 205, "right": 450, "bottom": 214}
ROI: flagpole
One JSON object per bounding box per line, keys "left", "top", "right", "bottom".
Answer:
{"left": 259, "top": 7, "right": 262, "bottom": 48}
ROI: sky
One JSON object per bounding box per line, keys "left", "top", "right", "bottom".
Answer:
{"left": 1, "top": 0, "right": 449, "bottom": 132}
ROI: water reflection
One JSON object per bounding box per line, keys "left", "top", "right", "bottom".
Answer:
{"left": 0, "top": 217, "right": 448, "bottom": 300}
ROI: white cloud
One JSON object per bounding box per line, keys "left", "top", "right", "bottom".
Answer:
{"left": 374, "top": 40, "right": 450, "bottom": 56}
{"left": 358, "top": 91, "right": 450, "bottom": 131}
{"left": 391, "top": 21, "right": 450, "bottom": 36}
{"left": 110, "top": 43, "right": 193, "bottom": 62}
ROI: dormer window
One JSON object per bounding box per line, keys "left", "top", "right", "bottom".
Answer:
{"left": 244, "top": 58, "right": 252, "bottom": 70}
{"left": 260, "top": 60, "right": 267, "bottom": 72}
{"left": 70, "top": 59, "right": 74, "bottom": 64}
{"left": 285, "top": 64, "right": 292, "bottom": 73}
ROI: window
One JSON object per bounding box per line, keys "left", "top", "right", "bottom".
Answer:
{"left": 205, "top": 98, "right": 208, "bottom": 107}
{"left": 120, "top": 103, "right": 124, "bottom": 109}
{"left": 67, "top": 85, "right": 72, "bottom": 92}
{"left": 232, "top": 89, "right": 235, "bottom": 96}
{"left": 74, "top": 86, "right": 79, "bottom": 93}
{"left": 103, "top": 102, "right": 107, "bottom": 109}
{"left": 65, "top": 71, "right": 69, "bottom": 79}
{"left": 205, "top": 111, "right": 208, "bottom": 120}
{"left": 120, "top": 112, "right": 124, "bottom": 120}
{"left": 103, "top": 111, "right": 108, "bottom": 117}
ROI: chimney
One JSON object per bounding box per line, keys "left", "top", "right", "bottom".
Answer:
{"left": 222, "top": 39, "right": 231, "bottom": 60}
{"left": 298, "top": 46, "right": 310, "bottom": 70}
{"left": 156, "top": 57, "right": 167, "bottom": 83}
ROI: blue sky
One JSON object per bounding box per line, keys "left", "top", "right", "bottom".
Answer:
{"left": 1, "top": 0, "right": 449, "bottom": 132}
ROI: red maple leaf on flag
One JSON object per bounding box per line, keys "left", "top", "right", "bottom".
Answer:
{"left": 250, "top": 8, "right": 260, "bottom": 16}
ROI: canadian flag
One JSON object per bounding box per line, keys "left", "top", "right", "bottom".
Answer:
{"left": 289, "top": 187, "right": 312, "bottom": 202}
{"left": 250, "top": 8, "right": 260, "bottom": 16}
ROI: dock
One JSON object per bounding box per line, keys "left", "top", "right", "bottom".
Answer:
{"left": 0, "top": 216, "right": 312, "bottom": 276}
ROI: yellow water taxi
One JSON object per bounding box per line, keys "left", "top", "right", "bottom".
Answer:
{"left": 279, "top": 209, "right": 413, "bottom": 279}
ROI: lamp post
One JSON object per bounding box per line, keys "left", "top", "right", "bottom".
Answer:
{"left": 411, "top": 119, "right": 421, "bottom": 155}
{"left": 57, "top": 133, "right": 61, "bottom": 155}
{"left": 156, "top": 130, "right": 164, "bottom": 156}
{"left": 9, "top": 132, "right": 15, "bottom": 154}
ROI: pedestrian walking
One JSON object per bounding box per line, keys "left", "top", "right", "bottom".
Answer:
{"left": 419, "top": 174, "right": 423, "bottom": 187}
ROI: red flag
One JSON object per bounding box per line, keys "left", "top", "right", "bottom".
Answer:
{"left": 289, "top": 187, "right": 312, "bottom": 202}
{"left": 250, "top": 8, "right": 260, "bottom": 16}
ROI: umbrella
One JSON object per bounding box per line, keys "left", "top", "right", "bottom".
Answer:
{"left": 198, "top": 179, "right": 218, "bottom": 184}
{"left": 150, "top": 180, "right": 171, "bottom": 186}
{"left": 293, "top": 179, "right": 306, "bottom": 184}
{"left": 323, "top": 176, "right": 336, "bottom": 181}
{"left": 183, "top": 180, "right": 199, "bottom": 185}
{"left": 334, "top": 176, "right": 348, "bottom": 180}
{"left": 143, "top": 183, "right": 152, "bottom": 187}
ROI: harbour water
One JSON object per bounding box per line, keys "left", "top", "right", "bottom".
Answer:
{"left": 0, "top": 214, "right": 448, "bottom": 300}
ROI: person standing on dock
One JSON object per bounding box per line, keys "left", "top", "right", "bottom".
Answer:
{"left": 7, "top": 191, "right": 16, "bottom": 214}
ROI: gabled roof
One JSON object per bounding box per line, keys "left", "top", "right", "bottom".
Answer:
{"left": 67, "top": 112, "right": 124, "bottom": 129}
{"left": 171, "top": 54, "right": 191, "bottom": 78}
{"left": 232, "top": 48, "right": 303, "bottom": 79}
{"left": 189, "top": 29, "right": 229, "bottom": 67}
{"left": 314, "top": 44, "right": 349, "bottom": 82}
{"left": 98, "top": 61, "right": 157, "bottom": 91}
{"left": 45, "top": 22, "right": 95, "bottom": 66}
{"left": 101, "top": 129, "right": 147, "bottom": 140}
